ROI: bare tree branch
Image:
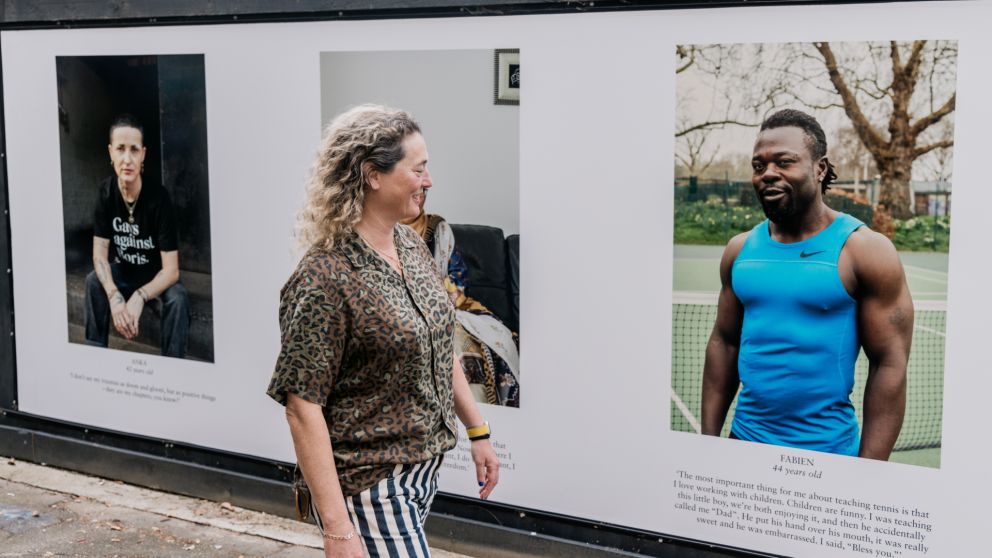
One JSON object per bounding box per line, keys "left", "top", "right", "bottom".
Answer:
{"left": 902, "top": 40, "right": 927, "bottom": 83}
{"left": 815, "top": 42, "right": 887, "bottom": 151}
{"left": 889, "top": 40, "right": 902, "bottom": 74}
{"left": 676, "top": 45, "right": 696, "bottom": 74}
{"left": 780, "top": 90, "right": 845, "bottom": 110}
{"left": 853, "top": 81, "right": 889, "bottom": 101}
{"left": 910, "top": 93, "right": 956, "bottom": 136}
{"left": 913, "top": 139, "right": 954, "bottom": 158}
{"left": 675, "top": 120, "right": 759, "bottom": 137}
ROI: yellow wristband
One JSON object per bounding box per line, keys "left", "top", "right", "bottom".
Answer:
{"left": 466, "top": 422, "right": 490, "bottom": 439}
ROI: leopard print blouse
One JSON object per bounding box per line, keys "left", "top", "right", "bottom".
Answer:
{"left": 267, "top": 224, "right": 457, "bottom": 497}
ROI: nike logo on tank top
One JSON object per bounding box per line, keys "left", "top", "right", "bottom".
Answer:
{"left": 730, "top": 212, "right": 865, "bottom": 456}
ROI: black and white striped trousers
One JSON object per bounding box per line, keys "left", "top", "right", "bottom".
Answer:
{"left": 312, "top": 456, "right": 444, "bottom": 557}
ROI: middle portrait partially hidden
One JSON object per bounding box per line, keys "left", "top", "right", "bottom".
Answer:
{"left": 320, "top": 49, "right": 521, "bottom": 408}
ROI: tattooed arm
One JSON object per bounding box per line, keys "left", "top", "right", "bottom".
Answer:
{"left": 136, "top": 251, "right": 180, "bottom": 300}
{"left": 93, "top": 236, "right": 134, "bottom": 338}
{"left": 850, "top": 229, "right": 913, "bottom": 460}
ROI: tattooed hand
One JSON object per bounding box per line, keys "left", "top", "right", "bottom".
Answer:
{"left": 109, "top": 289, "right": 136, "bottom": 339}
{"left": 124, "top": 293, "right": 145, "bottom": 339}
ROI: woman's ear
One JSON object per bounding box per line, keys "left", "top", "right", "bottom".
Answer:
{"left": 363, "top": 163, "right": 380, "bottom": 191}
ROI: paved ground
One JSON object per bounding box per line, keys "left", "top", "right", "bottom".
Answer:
{"left": 0, "top": 457, "right": 472, "bottom": 558}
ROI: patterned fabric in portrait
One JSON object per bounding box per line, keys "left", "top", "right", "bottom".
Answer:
{"left": 409, "top": 213, "right": 520, "bottom": 407}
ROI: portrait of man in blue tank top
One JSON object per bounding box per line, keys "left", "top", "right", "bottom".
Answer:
{"left": 701, "top": 109, "right": 914, "bottom": 460}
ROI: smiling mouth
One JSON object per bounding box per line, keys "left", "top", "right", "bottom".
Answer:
{"left": 761, "top": 190, "right": 787, "bottom": 202}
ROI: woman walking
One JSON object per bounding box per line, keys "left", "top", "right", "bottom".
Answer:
{"left": 267, "top": 105, "right": 499, "bottom": 558}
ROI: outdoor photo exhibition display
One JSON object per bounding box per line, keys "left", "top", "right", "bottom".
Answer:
{"left": 2, "top": 2, "right": 988, "bottom": 556}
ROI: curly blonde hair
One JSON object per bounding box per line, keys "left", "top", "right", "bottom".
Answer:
{"left": 298, "top": 104, "right": 421, "bottom": 250}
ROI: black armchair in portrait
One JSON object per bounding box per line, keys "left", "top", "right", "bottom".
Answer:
{"left": 447, "top": 223, "right": 520, "bottom": 408}
{"left": 408, "top": 215, "right": 521, "bottom": 408}
{"left": 449, "top": 224, "right": 519, "bottom": 334}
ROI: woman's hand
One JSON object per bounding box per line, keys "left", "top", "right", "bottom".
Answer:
{"left": 452, "top": 351, "right": 501, "bottom": 500}
{"left": 108, "top": 290, "right": 135, "bottom": 339}
{"left": 323, "top": 537, "right": 365, "bottom": 558}
{"left": 122, "top": 293, "right": 145, "bottom": 339}
{"left": 285, "top": 395, "right": 364, "bottom": 557}
{"left": 322, "top": 518, "right": 365, "bottom": 558}
{"left": 471, "top": 438, "right": 500, "bottom": 500}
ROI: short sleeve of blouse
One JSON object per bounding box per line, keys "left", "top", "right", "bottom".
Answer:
{"left": 266, "top": 266, "right": 346, "bottom": 408}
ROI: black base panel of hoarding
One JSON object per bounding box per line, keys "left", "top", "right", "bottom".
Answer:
{"left": 0, "top": 411, "right": 298, "bottom": 517}
{"left": 0, "top": 412, "right": 781, "bottom": 558}
{"left": 0, "top": 42, "right": 14, "bottom": 412}
{"left": 1, "top": 0, "right": 917, "bottom": 28}
{"left": 428, "top": 498, "right": 779, "bottom": 558}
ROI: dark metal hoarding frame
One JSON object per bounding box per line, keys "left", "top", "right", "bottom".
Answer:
{"left": 0, "top": 1, "right": 910, "bottom": 556}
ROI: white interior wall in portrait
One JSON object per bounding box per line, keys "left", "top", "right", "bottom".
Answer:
{"left": 320, "top": 50, "right": 519, "bottom": 235}
{"left": 2, "top": 2, "right": 990, "bottom": 557}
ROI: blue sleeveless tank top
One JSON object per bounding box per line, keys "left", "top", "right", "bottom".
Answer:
{"left": 730, "top": 212, "right": 864, "bottom": 456}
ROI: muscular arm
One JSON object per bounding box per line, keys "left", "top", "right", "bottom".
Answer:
{"left": 286, "top": 394, "right": 363, "bottom": 555}
{"left": 701, "top": 234, "right": 746, "bottom": 436}
{"left": 849, "top": 231, "right": 912, "bottom": 460}
{"left": 452, "top": 352, "right": 499, "bottom": 499}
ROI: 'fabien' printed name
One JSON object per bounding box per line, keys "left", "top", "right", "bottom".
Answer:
{"left": 780, "top": 454, "right": 814, "bottom": 466}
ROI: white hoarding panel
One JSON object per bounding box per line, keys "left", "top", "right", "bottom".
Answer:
{"left": 2, "top": 2, "right": 987, "bottom": 556}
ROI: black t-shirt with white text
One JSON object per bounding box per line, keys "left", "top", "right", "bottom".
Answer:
{"left": 93, "top": 176, "right": 179, "bottom": 284}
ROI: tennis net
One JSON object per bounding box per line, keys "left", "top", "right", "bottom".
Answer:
{"left": 670, "top": 293, "right": 945, "bottom": 451}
